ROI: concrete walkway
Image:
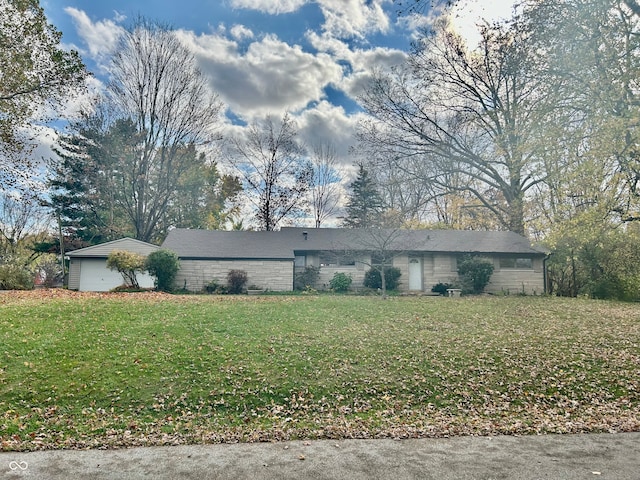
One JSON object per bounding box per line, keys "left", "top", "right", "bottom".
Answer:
{"left": 2, "top": 432, "right": 639, "bottom": 479}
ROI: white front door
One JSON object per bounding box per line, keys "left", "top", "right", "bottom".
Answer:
{"left": 408, "top": 257, "right": 423, "bottom": 291}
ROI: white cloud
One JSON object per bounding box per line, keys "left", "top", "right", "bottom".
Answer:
{"left": 230, "top": 0, "right": 391, "bottom": 39}
{"left": 296, "top": 101, "right": 363, "bottom": 163}
{"left": 230, "top": 24, "right": 254, "bottom": 40}
{"left": 64, "top": 7, "right": 124, "bottom": 66}
{"left": 113, "top": 10, "right": 127, "bottom": 23}
{"left": 317, "top": 0, "right": 391, "bottom": 39}
{"left": 176, "top": 31, "right": 344, "bottom": 119}
{"left": 306, "top": 31, "right": 407, "bottom": 99}
{"left": 229, "top": 0, "right": 307, "bottom": 15}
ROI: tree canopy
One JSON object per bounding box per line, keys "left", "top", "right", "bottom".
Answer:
{"left": 0, "top": 0, "right": 86, "bottom": 187}
{"left": 227, "top": 113, "right": 312, "bottom": 231}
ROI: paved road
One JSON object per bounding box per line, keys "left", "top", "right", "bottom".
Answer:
{"left": 2, "top": 432, "right": 639, "bottom": 479}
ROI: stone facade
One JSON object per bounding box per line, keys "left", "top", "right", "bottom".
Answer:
{"left": 293, "top": 253, "right": 544, "bottom": 295}
{"left": 175, "top": 259, "right": 294, "bottom": 292}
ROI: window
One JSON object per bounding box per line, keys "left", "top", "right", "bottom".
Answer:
{"left": 499, "top": 257, "right": 533, "bottom": 269}
{"left": 294, "top": 255, "right": 306, "bottom": 267}
{"left": 319, "top": 252, "right": 356, "bottom": 267}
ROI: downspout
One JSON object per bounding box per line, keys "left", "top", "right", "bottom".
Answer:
{"left": 543, "top": 252, "right": 551, "bottom": 295}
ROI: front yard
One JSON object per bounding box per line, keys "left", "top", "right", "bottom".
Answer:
{"left": 1, "top": 291, "right": 639, "bottom": 450}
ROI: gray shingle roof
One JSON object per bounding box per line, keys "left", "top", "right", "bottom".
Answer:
{"left": 161, "top": 229, "right": 296, "bottom": 259}
{"left": 161, "top": 227, "right": 546, "bottom": 259}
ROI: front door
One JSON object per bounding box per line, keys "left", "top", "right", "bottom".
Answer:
{"left": 408, "top": 257, "right": 423, "bottom": 291}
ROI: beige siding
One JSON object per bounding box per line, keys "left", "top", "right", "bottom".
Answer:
{"left": 68, "top": 238, "right": 159, "bottom": 258}
{"left": 175, "top": 259, "right": 294, "bottom": 292}
{"left": 489, "top": 257, "right": 545, "bottom": 295}
{"left": 316, "top": 265, "right": 367, "bottom": 290}
{"left": 392, "top": 255, "right": 409, "bottom": 290}
{"left": 391, "top": 253, "right": 545, "bottom": 295}
{"left": 428, "top": 254, "right": 459, "bottom": 289}
{"left": 68, "top": 258, "right": 81, "bottom": 290}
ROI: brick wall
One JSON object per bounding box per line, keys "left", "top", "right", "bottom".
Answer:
{"left": 175, "top": 259, "right": 294, "bottom": 292}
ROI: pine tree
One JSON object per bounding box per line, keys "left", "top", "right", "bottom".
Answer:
{"left": 343, "top": 163, "right": 385, "bottom": 228}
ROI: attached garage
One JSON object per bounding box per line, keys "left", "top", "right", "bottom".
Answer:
{"left": 67, "top": 238, "right": 159, "bottom": 292}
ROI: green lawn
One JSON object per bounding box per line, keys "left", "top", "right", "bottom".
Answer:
{"left": 1, "top": 291, "right": 639, "bottom": 450}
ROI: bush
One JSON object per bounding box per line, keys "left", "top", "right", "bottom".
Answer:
{"left": 106, "top": 250, "right": 146, "bottom": 288}
{"left": 329, "top": 272, "right": 352, "bottom": 292}
{"left": 0, "top": 261, "right": 33, "bottom": 290}
{"left": 145, "top": 249, "right": 180, "bottom": 292}
{"left": 431, "top": 282, "right": 453, "bottom": 296}
{"left": 294, "top": 266, "right": 320, "bottom": 290}
{"left": 457, "top": 255, "right": 494, "bottom": 294}
{"left": 227, "top": 269, "right": 248, "bottom": 294}
{"left": 363, "top": 267, "right": 401, "bottom": 290}
{"left": 204, "top": 279, "right": 227, "bottom": 294}
{"left": 36, "top": 256, "right": 63, "bottom": 288}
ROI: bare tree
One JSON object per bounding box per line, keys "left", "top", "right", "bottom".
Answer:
{"left": 105, "top": 18, "right": 222, "bottom": 241}
{"left": 0, "top": 190, "right": 51, "bottom": 257}
{"left": 340, "top": 214, "right": 419, "bottom": 298}
{"left": 358, "top": 18, "right": 552, "bottom": 235}
{"left": 227, "top": 113, "right": 312, "bottom": 231}
{"left": 309, "top": 142, "right": 342, "bottom": 228}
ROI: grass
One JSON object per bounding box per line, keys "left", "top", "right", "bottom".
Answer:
{"left": 1, "top": 291, "right": 639, "bottom": 450}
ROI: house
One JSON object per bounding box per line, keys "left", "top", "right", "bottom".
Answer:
{"left": 67, "top": 238, "right": 159, "bottom": 291}
{"left": 161, "top": 227, "right": 548, "bottom": 294}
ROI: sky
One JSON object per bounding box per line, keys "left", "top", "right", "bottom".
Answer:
{"left": 39, "top": 0, "right": 517, "bottom": 164}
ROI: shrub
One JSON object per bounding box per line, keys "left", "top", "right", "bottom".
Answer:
{"left": 227, "top": 269, "right": 248, "bottom": 294}
{"left": 36, "top": 256, "right": 63, "bottom": 288}
{"left": 329, "top": 272, "right": 352, "bottom": 292}
{"left": 363, "top": 267, "right": 401, "bottom": 290}
{"left": 106, "top": 250, "right": 146, "bottom": 288}
{"left": 0, "top": 261, "right": 33, "bottom": 290}
{"left": 294, "top": 266, "right": 320, "bottom": 290}
{"left": 457, "top": 255, "right": 494, "bottom": 294}
{"left": 145, "top": 249, "right": 180, "bottom": 292}
{"left": 204, "top": 279, "right": 227, "bottom": 294}
{"left": 431, "top": 282, "right": 453, "bottom": 296}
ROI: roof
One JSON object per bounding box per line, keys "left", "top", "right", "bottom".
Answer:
{"left": 67, "top": 238, "right": 160, "bottom": 258}
{"left": 161, "top": 227, "right": 546, "bottom": 260}
{"left": 161, "top": 229, "right": 296, "bottom": 260}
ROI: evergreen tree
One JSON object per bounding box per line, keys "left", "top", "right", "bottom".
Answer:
{"left": 343, "top": 163, "right": 385, "bottom": 228}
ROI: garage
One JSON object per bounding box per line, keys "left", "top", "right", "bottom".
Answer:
{"left": 67, "top": 238, "right": 159, "bottom": 292}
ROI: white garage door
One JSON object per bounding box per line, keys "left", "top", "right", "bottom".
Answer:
{"left": 78, "top": 259, "right": 155, "bottom": 292}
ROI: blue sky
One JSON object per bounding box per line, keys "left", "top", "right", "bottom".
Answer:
{"left": 39, "top": 0, "right": 516, "bottom": 163}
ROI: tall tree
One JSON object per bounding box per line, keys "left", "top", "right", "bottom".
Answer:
{"left": 358, "top": 18, "right": 551, "bottom": 235}
{"left": 227, "top": 113, "right": 312, "bottom": 231}
{"left": 50, "top": 111, "right": 234, "bottom": 244}
{"left": 521, "top": 0, "right": 640, "bottom": 227}
{"left": 170, "top": 160, "right": 243, "bottom": 231}
{"left": 343, "top": 163, "right": 386, "bottom": 228}
{"left": 0, "top": 0, "right": 86, "bottom": 186}
{"left": 105, "top": 18, "right": 222, "bottom": 241}
{"left": 48, "top": 18, "right": 224, "bottom": 243}
{"left": 308, "top": 142, "right": 342, "bottom": 228}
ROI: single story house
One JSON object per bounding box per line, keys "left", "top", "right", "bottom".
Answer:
{"left": 161, "top": 227, "right": 548, "bottom": 294}
{"left": 67, "top": 237, "right": 159, "bottom": 291}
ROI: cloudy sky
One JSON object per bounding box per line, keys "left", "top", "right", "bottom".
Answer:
{"left": 41, "top": 0, "right": 517, "bottom": 163}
